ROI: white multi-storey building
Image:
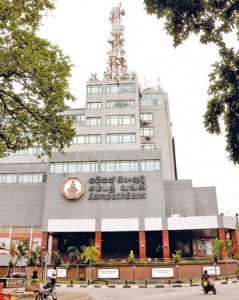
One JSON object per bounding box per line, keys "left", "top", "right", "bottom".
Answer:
{"left": 0, "top": 5, "right": 237, "bottom": 265}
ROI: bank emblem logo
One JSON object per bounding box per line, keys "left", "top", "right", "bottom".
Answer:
{"left": 62, "top": 177, "right": 84, "bottom": 200}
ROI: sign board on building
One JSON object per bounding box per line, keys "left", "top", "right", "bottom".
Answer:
{"left": 151, "top": 268, "right": 174, "bottom": 278}
{"left": 62, "top": 177, "right": 84, "bottom": 200}
{"left": 202, "top": 266, "right": 221, "bottom": 276}
{"left": 98, "top": 269, "right": 119, "bottom": 279}
{"left": 47, "top": 268, "right": 67, "bottom": 278}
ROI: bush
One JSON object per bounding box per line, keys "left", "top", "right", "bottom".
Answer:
{"left": 234, "top": 253, "right": 239, "bottom": 260}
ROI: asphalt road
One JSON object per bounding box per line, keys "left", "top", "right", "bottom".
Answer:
{"left": 57, "top": 282, "right": 238, "bottom": 300}
{"left": 2, "top": 281, "right": 238, "bottom": 299}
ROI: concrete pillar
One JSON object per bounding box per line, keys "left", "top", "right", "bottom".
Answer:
{"left": 162, "top": 230, "right": 170, "bottom": 259}
{"left": 41, "top": 232, "right": 49, "bottom": 252}
{"left": 218, "top": 228, "right": 226, "bottom": 258}
{"left": 95, "top": 232, "right": 102, "bottom": 259}
{"left": 230, "top": 229, "right": 239, "bottom": 254}
{"left": 139, "top": 231, "right": 146, "bottom": 259}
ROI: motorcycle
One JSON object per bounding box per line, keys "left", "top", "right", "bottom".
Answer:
{"left": 33, "top": 282, "right": 57, "bottom": 300}
{"left": 202, "top": 277, "right": 216, "bottom": 295}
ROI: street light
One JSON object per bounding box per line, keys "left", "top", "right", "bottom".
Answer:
{"left": 175, "top": 265, "right": 179, "bottom": 283}
{"left": 132, "top": 266, "right": 136, "bottom": 283}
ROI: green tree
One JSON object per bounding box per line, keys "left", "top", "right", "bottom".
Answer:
{"left": 172, "top": 250, "right": 181, "bottom": 263}
{"left": 13, "top": 238, "right": 30, "bottom": 270}
{"left": 0, "top": 0, "right": 75, "bottom": 158}
{"left": 213, "top": 238, "right": 224, "bottom": 262}
{"left": 68, "top": 246, "right": 83, "bottom": 278}
{"left": 81, "top": 245, "right": 100, "bottom": 265}
{"left": 53, "top": 250, "right": 62, "bottom": 266}
{"left": 213, "top": 238, "right": 233, "bottom": 261}
{"left": 144, "top": 0, "right": 239, "bottom": 164}
{"left": 128, "top": 250, "right": 135, "bottom": 264}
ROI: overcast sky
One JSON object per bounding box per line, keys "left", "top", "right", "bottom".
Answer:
{"left": 39, "top": 0, "right": 238, "bottom": 217}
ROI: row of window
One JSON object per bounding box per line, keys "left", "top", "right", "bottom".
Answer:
{"left": 85, "top": 115, "right": 136, "bottom": 126}
{"left": 87, "top": 84, "right": 135, "bottom": 95}
{"left": 0, "top": 159, "right": 160, "bottom": 183}
{"left": 85, "top": 97, "right": 163, "bottom": 110}
{"left": 72, "top": 132, "right": 154, "bottom": 145}
{"left": 0, "top": 173, "right": 47, "bottom": 184}
{"left": 50, "top": 159, "right": 160, "bottom": 174}
{"left": 72, "top": 133, "right": 137, "bottom": 145}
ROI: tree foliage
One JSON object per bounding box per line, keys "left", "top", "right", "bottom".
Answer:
{"left": 0, "top": 0, "right": 75, "bottom": 157}
{"left": 144, "top": 0, "right": 239, "bottom": 163}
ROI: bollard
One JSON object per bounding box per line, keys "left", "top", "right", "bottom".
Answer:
{"left": 145, "top": 280, "right": 147, "bottom": 287}
{"left": 125, "top": 280, "right": 128, "bottom": 287}
{"left": 190, "top": 279, "right": 192, "bottom": 286}
{"left": 226, "top": 276, "right": 228, "bottom": 283}
{"left": 168, "top": 279, "right": 171, "bottom": 285}
{"left": 106, "top": 280, "right": 108, "bottom": 286}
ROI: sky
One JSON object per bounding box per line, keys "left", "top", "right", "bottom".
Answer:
{"left": 39, "top": 0, "right": 238, "bottom": 217}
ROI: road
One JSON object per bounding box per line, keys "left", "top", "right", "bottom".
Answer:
{"left": 57, "top": 282, "right": 238, "bottom": 300}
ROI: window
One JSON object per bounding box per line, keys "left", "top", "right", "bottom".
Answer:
{"left": 0, "top": 174, "right": 17, "bottom": 184}
{"left": 106, "top": 133, "right": 136, "bottom": 143}
{"left": 100, "top": 160, "right": 139, "bottom": 172}
{"left": 86, "top": 117, "right": 102, "bottom": 126}
{"left": 140, "top": 160, "right": 160, "bottom": 171}
{"left": 9, "top": 147, "right": 43, "bottom": 156}
{"left": 86, "top": 102, "right": 102, "bottom": 110}
{"left": 140, "top": 128, "right": 154, "bottom": 137}
{"left": 87, "top": 85, "right": 103, "bottom": 94}
{"left": 50, "top": 162, "right": 98, "bottom": 173}
{"left": 106, "top": 100, "right": 135, "bottom": 109}
{"left": 19, "top": 173, "right": 47, "bottom": 183}
{"left": 140, "top": 113, "right": 153, "bottom": 121}
{"left": 106, "top": 84, "right": 135, "bottom": 94}
{"left": 140, "top": 93, "right": 163, "bottom": 106}
{"left": 73, "top": 135, "right": 101, "bottom": 144}
{"left": 106, "top": 115, "right": 135, "bottom": 125}
{"left": 70, "top": 114, "right": 85, "bottom": 122}
{"left": 0, "top": 173, "right": 47, "bottom": 184}
{"left": 141, "top": 143, "right": 155, "bottom": 150}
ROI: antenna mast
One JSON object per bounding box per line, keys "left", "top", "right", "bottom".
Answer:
{"left": 105, "top": 4, "right": 128, "bottom": 80}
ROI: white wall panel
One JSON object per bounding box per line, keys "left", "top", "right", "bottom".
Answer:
{"left": 167, "top": 216, "right": 218, "bottom": 230}
{"left": 223, "top": 216, "right": 236, "bottom": 229}
{"left": 145, "top": 218, "right": 162, "bottom": 230}
{"left": 48, "top": 219, "right": 95, "bottom": 232}
{"left": 101, "top": 218, "right": 139, "bottom": 232}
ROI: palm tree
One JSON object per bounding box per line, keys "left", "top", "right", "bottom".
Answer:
{"left": 67, "top": 246, "right": 82, "bottom": 278}
{"left": 13, "top": 239, "right": 29, "bottom": 271}
{"left": 81, "top": 245, "right": 100, "bottom": 265}
{"left": 81, "top": 245, "right": 100, "bottom": 283}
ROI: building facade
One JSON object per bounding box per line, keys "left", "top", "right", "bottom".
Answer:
{"left": 0, "top": 5, "right": 238, "bottom": 266}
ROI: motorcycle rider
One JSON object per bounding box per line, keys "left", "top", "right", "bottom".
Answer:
{"left": 201, "top": 270, "right": 211, "bottom": 289}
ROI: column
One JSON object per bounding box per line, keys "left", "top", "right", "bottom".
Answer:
{"left": 139, "top": 231, "right": 146, "bottom": 259}
{"left": 162, "top": 230, "right": 170, "bottom": 259}
{"left": 41, "top": 232, "right": 49, "bottom": 252}
{"left": 218, "top": 228, "right": 226, "bottom": 258}
{"left": 95, "top": 232, "right": 102, "bottom": 260}
{"left": 230, "top": 229, "right": 239, "bottom": 254}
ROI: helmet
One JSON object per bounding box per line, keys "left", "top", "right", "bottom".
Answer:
{"left": 204, "top": 270, "right": 208, "bottom": 274}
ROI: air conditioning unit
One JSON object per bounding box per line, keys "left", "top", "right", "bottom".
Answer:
{"left": 145, "top": 136, "right": 151, "bottom": 140}
{"left": 142, "top": 121, "right": 149, "bottom": 125}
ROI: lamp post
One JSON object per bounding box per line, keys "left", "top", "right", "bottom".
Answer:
{"left": 132, "top": 265, "right": 136, "bottom": 283}
{"left": 214, "top": 262, "right": 217, "bottom": 277}
{"left": 175, "top": 265, "right": 179, "bottom": 283}
{"left": 89, "top": 257, "right": 92, "bottom": 284}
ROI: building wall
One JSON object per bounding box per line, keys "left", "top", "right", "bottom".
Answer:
{"left": 41, "top": 149, "right": 166, "bottom": 232}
